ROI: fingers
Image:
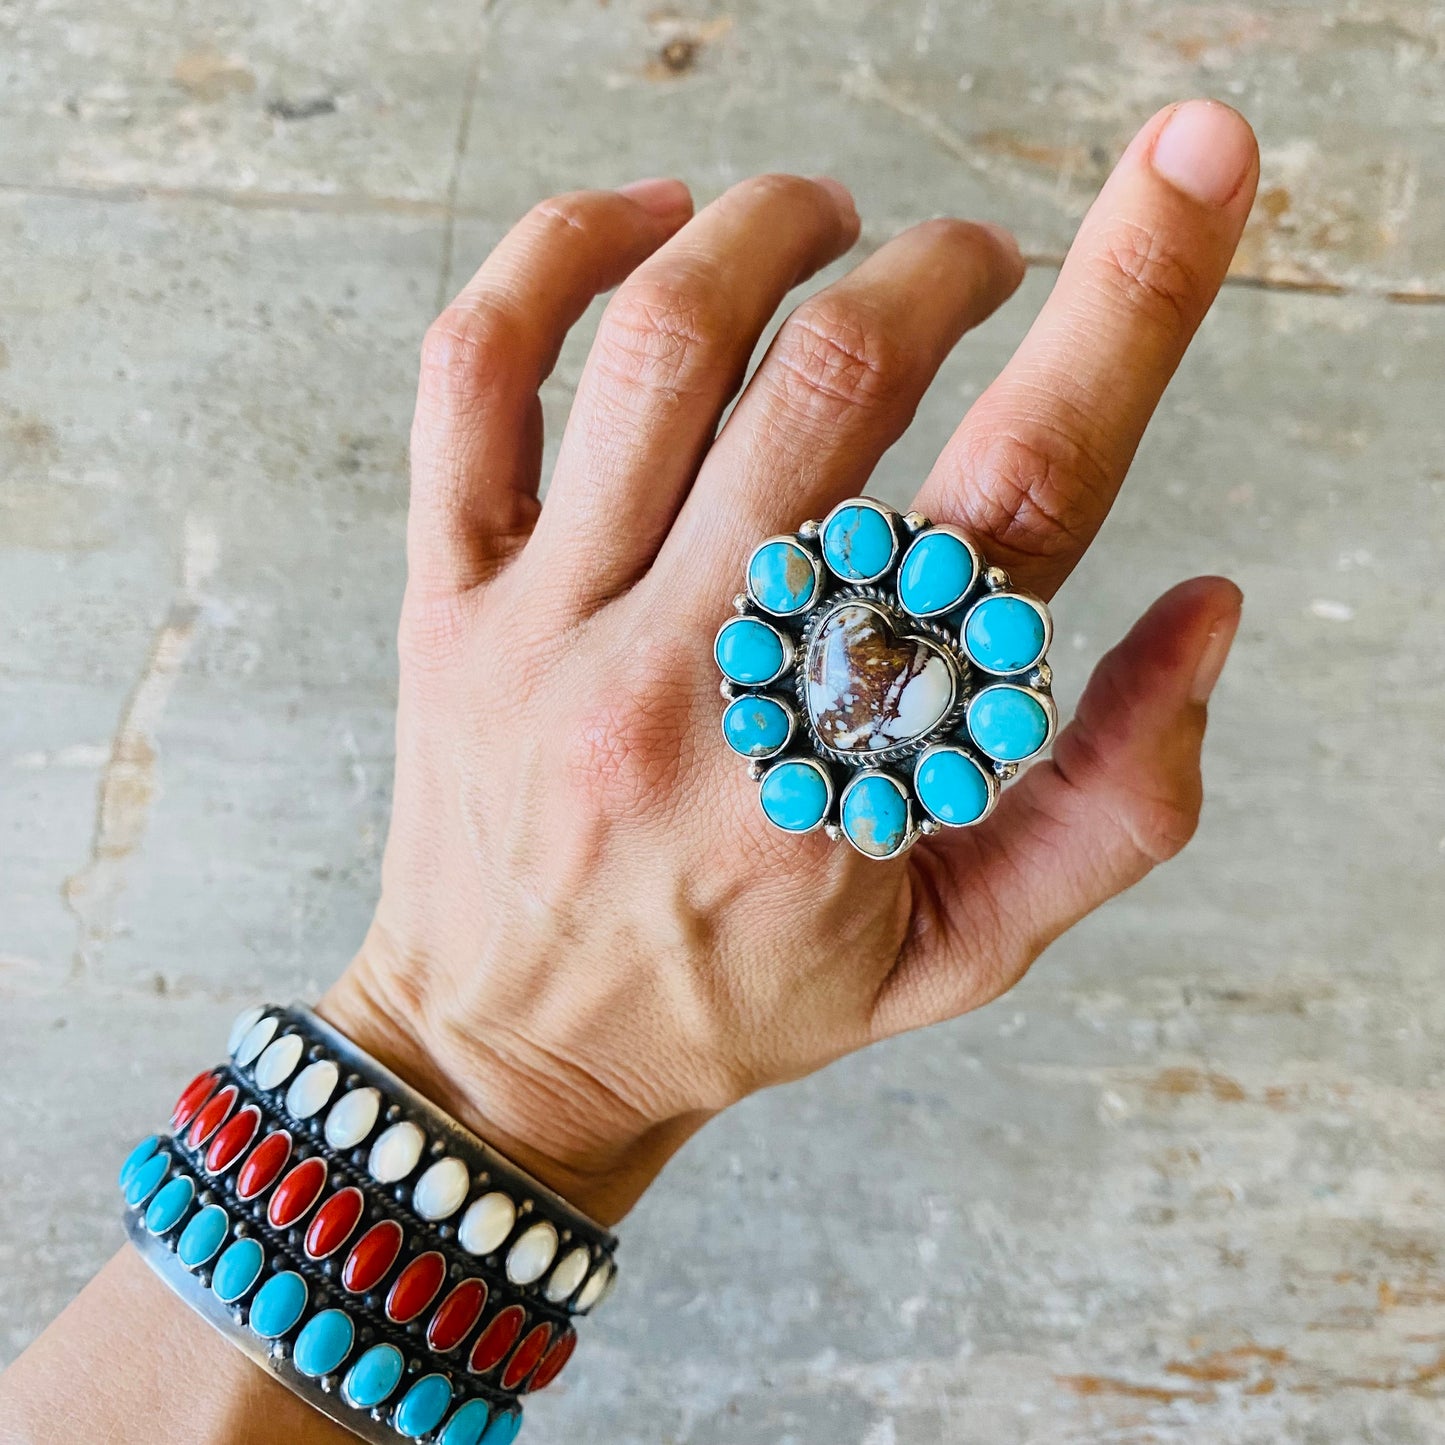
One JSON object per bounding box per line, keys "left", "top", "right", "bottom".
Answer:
{"left": 407, "top": 180, "right": 694, "bottom": 595}
{"left": 872, "top": 576, "right": 1242, "bottom": 1037}
{"left": 657, "top": 219, "right": 1025, "bottom": 603}
{"left": 525, "top": 174, "right": 860, "bottom": 614}
{"left": 913, "top": 101, "right": 1260, "bottom": 598}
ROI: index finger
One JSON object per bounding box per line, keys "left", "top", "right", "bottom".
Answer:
{"left": 912, "top": 100, "right": 1260, "bottom": 599}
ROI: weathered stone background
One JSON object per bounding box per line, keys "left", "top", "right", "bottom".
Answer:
{"left": 3, "top": 2, "right": 1444, "bottom": 1441}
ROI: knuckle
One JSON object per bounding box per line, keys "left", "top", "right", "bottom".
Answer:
{"left": 593, "top": 272, "right": 733, "bottom": 397}
{"left": 418, "top": 301, "right": 521, "bottom": 410}
{"left": 731, "top": 171, "right": 824, "bottom": 212}
{"left": 1090, "top": 220, "right": 1203, "bottom": 333}
{"left": 525, "top": 191, "right": 599, "bottom": 241}
{"left": 767, "top": 299, "right": 910, "bottom": 425}
{"left": 397, "top": 588, "right": 472, "bottom": 676}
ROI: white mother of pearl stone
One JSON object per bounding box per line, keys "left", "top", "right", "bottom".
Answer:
{"left": 458, "top": 1192, "right": 516, "bottom": 1256}
{"left": 285, "top": 1059, "right": 339, "bottom": 1119}
{"left": 253, "top": 1033, "right": 305, "bottom": 1090}
{"left": 324, "top": 1087, "right": 381, "bottom": 1150}
{"left": 227, "top": 1005, "right": 266, "bottom": 1056}
{"left": 368, "top": 1121, "right": 426, "bottom": 1183}
{"left": 575, "top": 1260, "right": 614, "bottom": 1313}
{"left": 505, "top": 1221, "right": 559, "bottom": 1285}
{"left": 544, "top": 1246, "right": 592, "bottom": 1303}
{"left": 234, "top": 1016, "right": 278, "bottom": 1067}
{"left": 412, "top": 1157, "right": 470, "bottom": 1222}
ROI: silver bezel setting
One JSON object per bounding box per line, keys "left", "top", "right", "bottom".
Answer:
{"left": 958, "top": 590, "right": 1054, "bottom": 677}
{"left": 895, "top": 524, "right": 982, "bottom": 619}
{"left": 758, "top": 756, "right": 835, "bottom": 836}
{"left": 744, "top": 535, "right": 825, "bottom": 617}
{"left": 838, "top": 768, "right": 916, "bottom": 860}
{"left": 818, "top": 496, "right": 902, "bottom": 585}
{"left": 965, "top": 683, "right": 1059, "bottom": 764}
{"left": 912, "top": 743, "right": 1001, "bottom": 828}
{"left": 713, "top": 615, "right": 795, "bottom": 689}
{"left": 720, "top": 693, "right": 798, "bottom": 762}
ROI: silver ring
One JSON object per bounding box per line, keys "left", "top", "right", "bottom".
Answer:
{"left": 715, "top": 498, "right": 1055, "bottom": 859}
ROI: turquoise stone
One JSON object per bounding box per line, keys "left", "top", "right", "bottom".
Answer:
{"left": 722, "top": 695, "right": 791, "bottom": 758}
{"left": 177, "top": 1205, "right": 230, "bottom": 1270}
{"left": 897, "top": 530, "right": 977, "bottom": 616}
{"left": 212, "top": 1238, "right": 265, "bottom": 1303}
{"left": 840, "top": 773, "right": 909, "bottom": 857}
{"left": 481, "top": 1411, "right": 523, "bottom": 1444}
{"left": 915, "top": 748, "right": 993, "bottom": 826}
{"left": 248, "top": 1270, "right": 308, "bottom": 1338}
{"left": 822, "top": 502, "right": 895, "bottom": 581}
{"left": 759, "top": 760, "right": 830, "bottom": 832}
{"left": 967, "top": 685, "right": 1051, "bottom": 762}
{"left": 747, "top": 539, "right": 817, "bottom": 615}
{"left": 144, "top": 1175, "right": 195, "bottom": 1235}
{"left": 342, "top": 1343, "right": 405, "bottom": 1409}
{"left": 293, "top": 1308, "right": 354, "bottom": 1378}
{"left": 118, "top": 1135, "right": 160, "bottom": 1189}
{"left": 440, "top": 1400, "right": 495, "bottom": 1445}
{"left": 715, "top": 617, "right": 787, "bottom": 686}
{"left": 123, "top": 1151, "right": 169, "bottom": 1208}
{"left": 963, "top": 594, "right": 1047, "bottom": 674}
{"left": 395, "top": 1374, "right": 454, "bottom": 1439}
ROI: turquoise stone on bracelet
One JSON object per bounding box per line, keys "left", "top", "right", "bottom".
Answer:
{"left": 248, "top": 1269, "right": 308, "bottom": 1338}
{"left": 212, "top": 1237, "right": 265, "bottom": 1303}
{"left": 395, "top": 1373, "right": 454, "bottom": 1439}
{"left": 480, "top": 1411, "right": 523, "bottom": 1444}
{"left": 963, "top": 593, "right": 1048, "bottom": 674}
{"left": 119, "top": 1135, "right": 161, "bottom": 1189}
{"left": 722, "top": 695, "right": 791, "bottom": 758}
{"left": 821, "top": 501, "right": 896, "bottom": 581}
{"left": 177, "top": 1204, "right": 230, "bottom": 1270}
{"left": 144, "top": 1175, "right": 195, "bottom": 1235}
{"left": 747, "top": 538, "right": 818, "bottom": 615}
{"left": 342, "top": 1343, "right": 405, "bottom": 1409}
{"left": 439, "top": 1400, "right": 495, "bottom": 1445}
{"left": 123, "top": 1150, "right": 170, "bottom": 1208}
{"left": 715, "top": 617, "right": 787, "bottom": 685}
{"left": 293, "top": 1308, "right": 354, "bottom": 1377}
{"left": 840, "top": 772, "right": 909, "bottom": 858}
{"left": 967, "top": 684, "right": 1052, "bottom": 762}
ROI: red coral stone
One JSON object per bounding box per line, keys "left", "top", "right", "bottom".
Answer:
{"left": 304, "top": 1186, "right": 365, "bottom": 1260}
{"left": 526, "top": 1328, "right": 577, "bottom": 1393}
{"left": 171, "top": 1070, "right": 220, "bottom": 1131}
{"left": 267, "top": 1156, "right": 328, "bottom": 1229}
{"left": 501, "top": 1324, "right": 553, "bottom": 1392}
{"left": 426, "top": 1279, "right": 489, "bottom": 1353}
{"left": 342, "top": 1220, "right": 404, "bottom": 1295}
{"left": 467, "top": 1305, "right": 524, "bottom": 1375}
{"left": 236, "top": 1129, "right": 293, "bottom": 1201}
{"left": 204, "top": 1104, "right": 261, "bottom": 1175}
{"left": 186, "top": 1084, "right": 238, "bottom": 1148}
{"left": 385, "top": 1251, "right": 447, "bottom": 1324}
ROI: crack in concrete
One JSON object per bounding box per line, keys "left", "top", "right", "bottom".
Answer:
{"left": 61, "top": 517, "right": 218, "bottom": 978}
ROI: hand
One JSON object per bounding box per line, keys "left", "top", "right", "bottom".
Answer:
{"left": 322, "top": 100, "right": 1259, "bottom": 1225}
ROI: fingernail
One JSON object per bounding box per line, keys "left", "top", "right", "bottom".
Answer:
{"left": 1150, "top": 100, "right": 1255, "bottom": 207}
{"left": 810, "top": 175, "right": 860, "bottom": 228}
{"left": 617, "top": 177, "right": 693, "bottom": 217}
{"left": 1190, "top": 600, "right": 1243, "bottom": 704}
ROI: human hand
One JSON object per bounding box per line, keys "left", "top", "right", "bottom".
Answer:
{"left": 323, "top": 100, "right": 1259, "bottom": 1225}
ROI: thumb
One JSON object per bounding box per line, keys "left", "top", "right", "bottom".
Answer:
{"left": 874, "top": 576, "right": 1242, "bottom": 1035}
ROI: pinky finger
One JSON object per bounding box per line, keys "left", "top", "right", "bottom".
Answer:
{"left": 873, "top": 576, "right": 1243, "bottom": 1038}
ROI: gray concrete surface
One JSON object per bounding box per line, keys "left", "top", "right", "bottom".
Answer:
{"left": 3, "top": 2, "right": 1444, "bottom": 1441}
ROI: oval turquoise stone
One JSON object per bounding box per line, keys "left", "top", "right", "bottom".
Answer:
{"left": 722, "top": 695, "right": 791, "bottom": 758}
{"left": 968, "top": 686, "right": 1050, "bottom": 762}
{"left": 144, "top": 1175, "right": 195, "bottom": 1235}
{"left": 480, "top": 1411, "right": 523, "bottom": 1444}
{"left": 840, "top": 773, "right": 909, "bottom": 857}
{"left": 118, "top": 1135, "right": 161, "bottom": 1189}
{"left": 897, "top": 531, "right": 976, "bottom": 616}
{"left": 343, "top": 1343, "right": 405, "bottom": 1409}
{"left": 293, "top": 1308, "right": 354, "bottom": 1378}
{"left": 123, "top": 1151, "right": 170, "bottom": 1208}
{"left": 747, "top": 539, "right": 817, "bottom": 615}
{"left": 440, "top": 1400, "right": 495, "bottom": 1445}
{"left": 715, "top": 617, "right": 786, "bottom": 685}
{"left": 395, "top": 1374, "right": 454, "bottom": 1439}
{"left": 822, "top": 503, "right": 895, "bottom": 581}
{"left": 759, "top": 760, "right": 829, "bottom": 832}
{"left": 212, "top": 1237, "right": 265, "bottom": 1303}
{"left": 177, "top": 1204, "right": 230, "bottom": 1270}
{"left": 915, "top": 748, "right": 993, "bottom": 826}
{"left": 963, "top": 594, "right": 1047, "bottom": 674}
{"left": 248, "top": 1270, "right": 308, "bottom": 1338}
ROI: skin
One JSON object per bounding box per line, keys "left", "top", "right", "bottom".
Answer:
{"left": 1, "top": 100, "right": 1258, "bottom": 1443}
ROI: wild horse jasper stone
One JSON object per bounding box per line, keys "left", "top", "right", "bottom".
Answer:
{"left": 805, "top": 602, "right": 956, "bottom": 753}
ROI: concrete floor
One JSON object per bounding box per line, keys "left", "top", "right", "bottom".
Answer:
{"left": 3, "top": 2, "right": 1444, "bottom": 1441}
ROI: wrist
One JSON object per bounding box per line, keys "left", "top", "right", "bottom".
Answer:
{"left": 320, "top": 928, "right": 704, "bottom": 1226}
